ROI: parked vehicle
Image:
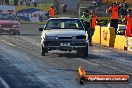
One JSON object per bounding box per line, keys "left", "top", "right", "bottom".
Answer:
{"left": 0, "top": 13, "right": 20, "bottom": 34}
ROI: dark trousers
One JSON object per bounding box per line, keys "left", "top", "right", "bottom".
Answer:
{"left": 84, "top": 22, "right": 95, "bottom": 44}
{"left": 88, "top": 28, "right": 95, "bottom": 44}
{"left": 110, "top": 19, "right": 118, "bottom": 34}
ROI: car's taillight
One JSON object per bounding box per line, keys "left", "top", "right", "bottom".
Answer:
{"left": 12, "top": 25, "right": 17, "bottom": 28}
{"left": 12, "top": 25, "right": 19, "bottom": 28}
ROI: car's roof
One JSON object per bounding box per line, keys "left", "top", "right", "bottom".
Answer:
{"left": 49, "top": 17, "right": 80, "bottom": 20}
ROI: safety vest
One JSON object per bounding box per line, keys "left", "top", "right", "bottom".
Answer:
{"left": 81, "top": 15, "right": 92, "bottom": 22}
{"left": 125, "top": 15, "right": 132, "bottom": 28}
{"left": 49, "top": 7, "right": 56, "bottom": 17}
{"left": 91, "top": 15, "right": 98, "bottom": 28}
{"left": 125, "top": 15, "right": 132, "bottom": 37}
{"left": 110, "top": 6, "right": 119, "bottom": 19}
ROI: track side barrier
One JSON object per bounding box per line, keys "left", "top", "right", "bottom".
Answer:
{"left": 92, "top": 26, "right": 101, "bottom": 44}
{"left": 101, "top": 27, "right": 116, "bottom": 47}
{"left": 114, "top": 35, "right": 127, "bottom": 50}
{"left": 92, "top": 25, "right": 132, "bottom": 51}
{"left": 127, "top": 37, "right": 132, "bottom": 51}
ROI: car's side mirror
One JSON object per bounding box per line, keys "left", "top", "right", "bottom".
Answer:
{"left": 39, "top": 28, "right": 44, "bottom": 31}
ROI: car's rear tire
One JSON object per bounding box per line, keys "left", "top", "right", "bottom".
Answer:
{"left": 17, "top": 32, "right": 20, "bottom": 35}
{"left": 12, "top": 32, "right": 16, "bottom": 35}
{"left": 12, "top": 32, "right": 20, "bottom": 35}
{"left": 41, "top": 46, "right": 46, "bottom": 56}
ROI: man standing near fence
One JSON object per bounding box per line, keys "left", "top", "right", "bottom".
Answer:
{"left": 122, "top": 9, "right": 132, "bottom": 37}
{"left": 120, "top": 0, "right": 128, "bottom": 18}
{"left": 107, "top": 1, "right": 121, "bottom": 34}
{"left": 90, "top": 10, "right": 99, "bottom": 46}
{"left": 81, "top": 10, "right": 93, "bottom": 46}
{"left": 48, "top": 4, "right": 56, "bottom": 18}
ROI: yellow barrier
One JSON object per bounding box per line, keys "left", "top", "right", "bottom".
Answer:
{"left": 92, "top": 26, "right": 101, "bottom": 44}
{"left": 114, "top": 35, "right": 127, "bottom": 50}
{"left": 101, "top": 27, "right": 116, "bottom": 47}
{"left": 92, "top": 26, "right": 128, "bottom": 51}
{"left": 127, "top": 37, "right": 132, "bottom": 51}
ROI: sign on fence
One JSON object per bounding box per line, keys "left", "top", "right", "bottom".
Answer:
{"left": 16, "top": 8, "right": 49, "bottom": 22}
{"left": 127, "top": 37, "right": 132, "bottom": 51}
{"left": 0, "top": 5, "right": 16, "bottom": 13}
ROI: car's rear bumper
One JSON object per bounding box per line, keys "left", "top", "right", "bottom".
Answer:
{"left": 0, "top": 28, "right": 20, "bottom": 33}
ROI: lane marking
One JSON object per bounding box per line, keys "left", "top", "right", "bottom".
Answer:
{"left": 0, "top": 77, "right": 10, "bottom": 88}
{"left": 20, "top": 37, "right": 40, "bottom": 46}
{"left": 1, "top": 40, "right": 16, "bottom": 47}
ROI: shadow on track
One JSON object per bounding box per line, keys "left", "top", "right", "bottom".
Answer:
{"left": 54, "top": 52, "right": 113, "bottom": 60}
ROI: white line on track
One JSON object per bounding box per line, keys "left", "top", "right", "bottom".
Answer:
{"left": 20, "top": 36, "right": 40, "bottom": 46}
{"left": 0, "top": 77, "right": 10, "bottom": 88}
{"left": 1, "top": 40, "right": 16, "bottom": 47}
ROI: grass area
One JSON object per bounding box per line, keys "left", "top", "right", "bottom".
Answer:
{"left": 20, "top": 21, "right": 46, "bottom": 25}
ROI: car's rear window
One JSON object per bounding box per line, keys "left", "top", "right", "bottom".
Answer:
{"left": 45, "top": 19, "right": 84, "bottom": 30}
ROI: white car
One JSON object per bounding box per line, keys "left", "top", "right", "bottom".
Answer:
{"left": 39, "top": 17, "right": 88, "bottom": 58}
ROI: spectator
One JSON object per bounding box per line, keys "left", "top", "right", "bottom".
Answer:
{"left": 26, "top": 1, "right": 30, "bottom": 7}
{"left": 48, "top": 4, "right": 56, "bottom": 18}
{"left": 33, "top": 2, "right": 37, "bottom": 7}
{"left": 63, "top": 3, "right": 67, "bottom": 13}
{"left": 96, "top": 0, "right": 102, "bottom": 6}
{"left": 54, "top": 0, "right": 59, "bottom": 15}
{"left": 107, "top": 2, "right": 121, "bottom": 34}
{"left": 90, "top": 10, "right": 99, "bottom": 46}
{"left": 45, "top": 11, "right": 49, "bottom": 19}
{"left": 93, "top": 0, "right": 102, "bottom": 7}
{"left": 93, "top": 0, "right": 97, "bottom": 7}
{"left": 20, "top": 0, "right": 24, "bottom": 5}
{"left": 122, "top": 9, "right": 132, "bottom": 37}
{"left": 120, "top": 0, "right": 128, "bottom": 17}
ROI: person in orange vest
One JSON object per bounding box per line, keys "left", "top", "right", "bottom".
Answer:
{"left": 48, "top": 4, "right": 56, "bottom": 18}
{"left": 122, "top": 9, "right": 132, "bottom": 37}
{"left": 107, "top": 1, "right": 121, "bottom": 34}
{"left": 89, "top": 10, "right": 99, "bottom": 46}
